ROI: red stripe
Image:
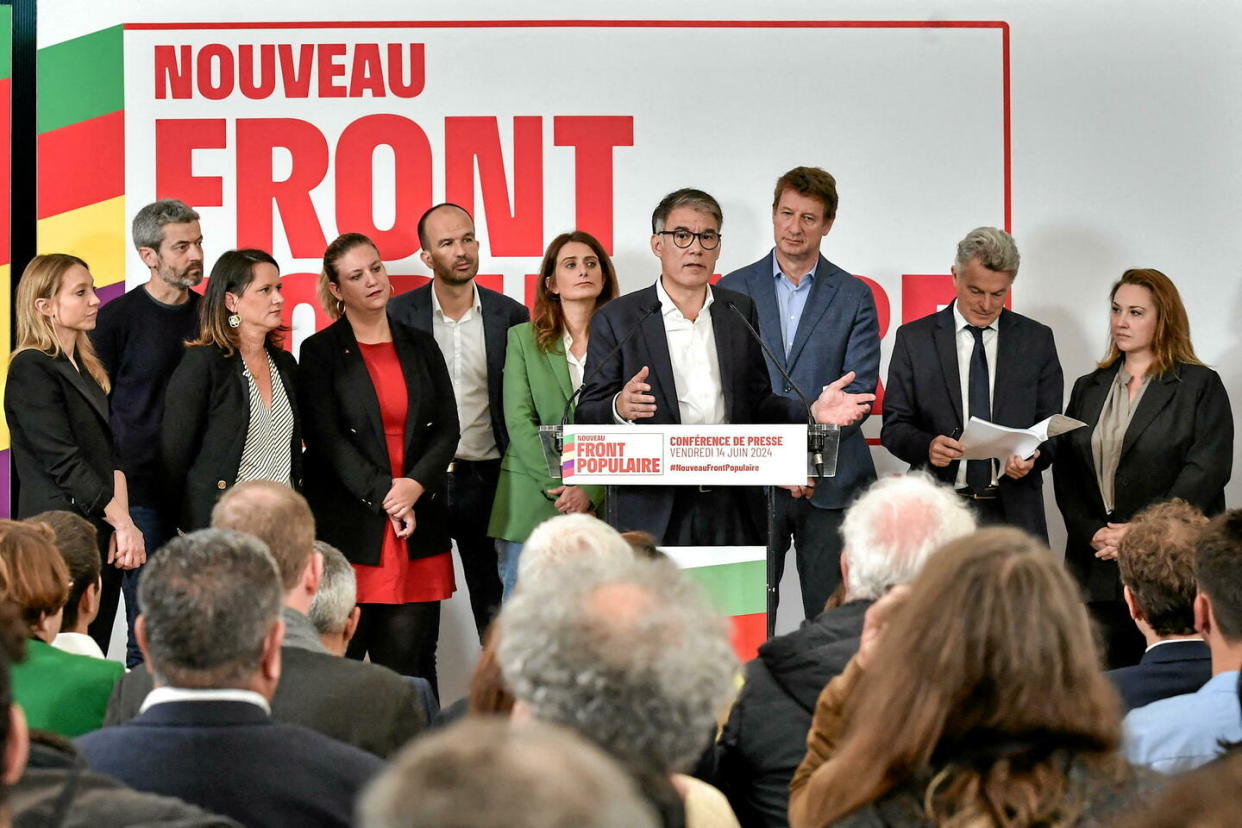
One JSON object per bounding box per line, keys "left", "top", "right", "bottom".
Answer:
{"left": 0, "top": 79, "right": 10, "bottom": 265}
{"left": 37, "top": 110, "right": 125, "bottom": 219}
{"left": 1001, "top": 23, "right": 1012, "bottom": 232}
{"left": 124, "top": 20, "right": 1008, "bottom": 31}
{"left": 730, "top": 613, "right": 767, "bottom": 662}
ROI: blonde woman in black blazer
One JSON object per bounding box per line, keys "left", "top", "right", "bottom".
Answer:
{"left": 4, "top": 254, "right": 144, "bottom": 653}
{"left": 299, "top": 233, "right": 459, "bottom": 689}
{"left": 1054, "top": 268, "right": 1233, "bottom": 668}
{"left": 161, "top": 249, "right": 301, "bottom": 531}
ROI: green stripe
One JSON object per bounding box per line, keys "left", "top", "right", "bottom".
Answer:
{"left": 682, "top": 560, "right": 766, "bottom": 617}
{"left": 0, "top": 7, "right": 11, "bottom": 82}
{"left": 37, "top": 25, "right": 123, "bottom": 133}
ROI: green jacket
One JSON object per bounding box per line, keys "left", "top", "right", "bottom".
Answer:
{"left": 488, "top": 323, "right": 604, "bottom": 542}
{"left": 12, "top": 639, "right": 123, "bottom": 738}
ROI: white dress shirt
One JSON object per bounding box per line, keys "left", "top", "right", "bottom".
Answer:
{"left": 657, "top": 277, "right": 726, "bottom": 424}
{"left": 139, "top": 686, "right": 272, "bottom": 714}
{"left": 953, "top": 302, "right": 998, "bottom": 488}
{"left": 563, "top": 331, "right": 586, "bottom": 391}
{"left": 431, "top": 283, "right": 498, "bottom": 461}
{"left": 52, "top": 631, "right": 105, "bottom": 659}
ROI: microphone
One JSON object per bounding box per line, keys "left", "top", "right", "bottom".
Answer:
{"left": 558, "top": 301, "right": 663, "bottom": 434}
{"left": 724, "top": 300, "right": 828, "bottom": 479}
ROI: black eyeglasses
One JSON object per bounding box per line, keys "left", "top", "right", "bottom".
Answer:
{"left": 657, "top": 229, "right": 721, "bottom": 250}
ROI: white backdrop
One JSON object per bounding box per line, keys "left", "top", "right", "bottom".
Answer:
{"left": 44, "top": 0, "right": 1242, "bottom": 700}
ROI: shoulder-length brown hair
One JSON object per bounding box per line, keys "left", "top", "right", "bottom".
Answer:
{"left": 1099, "top": 268, "right": 1201, "bottom": 377}
{"left": 188, "top": 249, "right": 285, "bottom": 355}
{"left": 532, "top": 231, "right": 618, "bottom": 352}
{"left": 12, "top": 254, "right": 111, "bottom": 392}
{"left": 809, "top": 528, "right": 1125, "bottom": 826}
{"left": 318, "top": 232, "right": 382, "bottom": 321}
{"left": 0, "top": 520, "right": 69, "bottom": 633}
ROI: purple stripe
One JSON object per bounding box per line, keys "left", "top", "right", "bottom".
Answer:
{"left": 97, "top": 280, "right": 127, "bottom": 306}
{"left": 0, "top": 450, "right": 8, "bottom": 519}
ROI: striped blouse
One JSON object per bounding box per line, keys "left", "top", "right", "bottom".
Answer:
{"left": 235, "top": 350, "right": 294, "bottom": 487}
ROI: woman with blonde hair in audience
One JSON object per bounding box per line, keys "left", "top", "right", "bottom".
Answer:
{"left": 789, "top": 528, "right": 1150, "bottom": 827}
{"left": 0, "top": 520, "right": 122, "bottom": 738}
{"left": 4, "top": 254, "right": 144, "bottom": 656}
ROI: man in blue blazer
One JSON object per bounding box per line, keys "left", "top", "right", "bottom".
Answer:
{"left": 719, "top": 167, "right": 880, "bottom": 618}
{"left": 388, "top": 203, "right": 529, "bottom": 636}
{"left": 881, "top": 227, "right": 1062, "bottom": 540}
{"left": 76, "top": 529, "right": 383, "bottom": 828}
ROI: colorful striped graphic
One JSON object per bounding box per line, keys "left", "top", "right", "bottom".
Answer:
{"left": 0, "top": 6, "right": 12, "bottom": 517}
{"left": 561, "top": 434, "right": 576, "bottom": 477}
{"left": 662, "top": 546, "right": 767, "bottom": 662}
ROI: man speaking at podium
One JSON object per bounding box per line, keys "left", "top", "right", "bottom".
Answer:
{"left": 576, "top": 188, "right": 874, "bottom": 547}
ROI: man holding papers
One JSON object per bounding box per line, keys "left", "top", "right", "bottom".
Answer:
{"left": 881, "top": 227, "right": 1063, "bottom": 539}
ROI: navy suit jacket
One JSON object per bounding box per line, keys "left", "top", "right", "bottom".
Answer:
{"left": 387, "top": 281, "right": 529, "bottom": 457}
{"left": 719, "top": 252, "right": 880, "bottom": 509}
{"left": 76, "top": 700, "right": 383, "bottom": 828}
{"left": 881, "top": 303, "right": 1063, "bottom": 540}
{"left": 576, "top": 283, "right": 803, "bottom": 540}
{"left": 1106, "top": 639, "right": 1213, "bottom": 712}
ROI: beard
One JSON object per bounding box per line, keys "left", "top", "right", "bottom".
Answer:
{"left": 435, "top": 259, "right": 478, "bottom": 286}
{"left": 160, "top": 263, "right": 204, "bottom": 289}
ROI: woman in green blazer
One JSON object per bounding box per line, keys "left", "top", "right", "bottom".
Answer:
{"left": 489, "top": 231, "right": 618, "bottom": 597}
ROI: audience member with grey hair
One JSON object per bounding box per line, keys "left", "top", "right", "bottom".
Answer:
{"left": 498, "top": 557, "right": 739, "bottom": 826}
{"left": 881, "top": 224, "right": 1062, "bottom": 542}
{"left": 76, "top": 529, "right": 383, "bottom": 827}
{"left": 309, "top": 540, "right": 361, "bottom": 655}
{"left": 515, "top": 513, "right": 634, "bottom": 591}
{"left": 358, "top": 718, "right": 658, "bottom": 828}
{"left": 104, "top": 481, "right": 427, "bottom": 759}
{"left": 90, "top": 197, "right": 206, "bottom": 667}
{"left": 714, "top": 472, "right": 975, "bottom": 828}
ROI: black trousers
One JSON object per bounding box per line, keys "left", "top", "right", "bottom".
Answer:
{"left": 664, "top": 487, "right": 763, "bottom": 547}
{"left": 445, "top": 458, "right": 503, "bottom": 640}
{"left": 770, "top": 492, "right": 846, "bottom": 619}
{"left": 347, "top": 601, "right": 441, "bottom": 698}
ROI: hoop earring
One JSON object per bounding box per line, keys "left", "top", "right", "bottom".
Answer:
{"left": 227, "top": 313, "right": 241, "bottom": 328}
{"left": 336, "top": 299, "right": 345, "bottom": 315}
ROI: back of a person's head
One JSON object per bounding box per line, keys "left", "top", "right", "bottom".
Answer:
{"left": 498, "top": 557, "right": 735, "bottom": 775}
{"left": 0, "top": 521, "right": 69, "bottom": 634}
{"left": 812, "top": 528, "right": 1124, "bottom": 825}
{"left": 619, "top": 531, "right": 666, "bottom": 562}
{"left": 308, "top": 540, "right": 355, "bottom": 636}
{"left": 29, "top": 511, "right": 99, "bottom": 632}
{"left": 1118, "top": 499, "right": 1207, "bottom": 636}
{"left": 138, "top": 528, "right": 282, "bottom": 689}
{"left": 357, "top": 717, "right": 658, "bottom": 828}
{"left": 1194, "top": 509, "right": 1242, "bottom": 643}
{"left": 515, "top": 514, "right": 633, "bottom": 590}
{"left": 211, "top": 480, "right": 315, "bottom": 590}
{"left": 0, "top": 601, "right": 29, "bottom": 809}
{"left": 1116, "top": 749, "right": 1242, "bottom": 828}
{"left": 840, "top": 472, "right": 976, "bottom": 601}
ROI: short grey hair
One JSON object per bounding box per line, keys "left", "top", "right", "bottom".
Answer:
{"left": 132, "top": 199, "right": 200, "bottom": 252}
{"left": 138, "top": 528, "right": 282, "bottom": 689}
{"left": 841, "top": 472, "right": 977, "bottom": 601}
{"left": 651, "top": 188, "right": 723, "bottom": 234}
{"left": 516, "top": 514, "right": 634, "bottom": 591}
{"left": 954, "top": 226, "right": 1020, "bottom": 278}
{"left": 498, "top": 558, "right": 736, "bottom": 774}
{"left": 308, "top": 540, "right": 355, "bottom": 636}
{"left": 357, "top": 718, "right": 658, "bottom": 828}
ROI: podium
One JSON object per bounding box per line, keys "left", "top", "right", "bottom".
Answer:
{"left": 540, "top": 423, "right": 839, "bottom": 641}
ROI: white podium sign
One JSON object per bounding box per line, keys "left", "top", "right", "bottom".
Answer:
{"left": 561, "top": 425, "right": 807, "bottom": 486}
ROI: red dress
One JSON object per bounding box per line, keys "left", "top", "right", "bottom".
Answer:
{"left": 352, "top": 341, "right": 455, "bottom": 604}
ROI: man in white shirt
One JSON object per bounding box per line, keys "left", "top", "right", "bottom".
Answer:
{"left": 388, "top": 204, "right": 529, "bottom": 636}
{"left": 576, "top": 188, "right": 875, "bottom": 545}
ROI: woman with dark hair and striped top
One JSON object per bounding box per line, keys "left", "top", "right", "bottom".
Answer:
{"left": 161, "top": 249, "right": 301, "bottom": 531}
{"left": 299, "top": 233, "right": 459, "bottom": 691}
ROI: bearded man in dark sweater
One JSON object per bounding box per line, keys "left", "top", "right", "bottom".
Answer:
{"left": 712, "top": 473, "right": 975, "bottom": 827}
{"left": 89, "top": 199, "right": 205, "bottom": 666}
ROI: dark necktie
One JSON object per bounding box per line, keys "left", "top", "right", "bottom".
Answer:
{"left": 966, "top": 325, "right": 992, "bottom": 491}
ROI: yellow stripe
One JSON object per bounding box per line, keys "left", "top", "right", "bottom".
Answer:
{"left": 37, "top": 195, "right": 127, "bottom": 288}
{"left": 0, "top": 263, "right": 10, "bottom": 451}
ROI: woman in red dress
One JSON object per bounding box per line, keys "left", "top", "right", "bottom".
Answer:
{"left": 299, "top": 233, "right": 459, "bottom": 693}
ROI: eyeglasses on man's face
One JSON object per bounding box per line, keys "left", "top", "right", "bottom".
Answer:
{"left": 657, "top": 229, "right": 721, "bottom": 250}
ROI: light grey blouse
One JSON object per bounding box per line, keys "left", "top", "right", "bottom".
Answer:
{"left": 1091, "top": 363, "right": 1150, "bottom": 513}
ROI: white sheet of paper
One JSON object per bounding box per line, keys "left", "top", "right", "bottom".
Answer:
{"left": 959, "top": 415, "right": 1064, "bottom": 461}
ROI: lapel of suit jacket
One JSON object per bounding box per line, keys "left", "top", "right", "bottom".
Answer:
{"left": 1120, "top": 365, "right": 1181, "bottom": 462}
{"left": 933, "top": 305, "right": 963, "bottom": 427}
{"left": 478, "top": 288, "right": 509, "bottom": 393}
{"left": 52, "top": 357, "right": 110, "bottom": 424}
{"left": 748, "top": 255, "right": 788, "bottom": 374}
{"left": 992, "top": 308, "right": 1017, "bottom": 422}
{"left": 331, "top": 320, "right": 386, "bottom": 451}
{"left": 410, "top": 284, "right": 434, "bottom": 333}
{"left": 787, "top": 255, "right": 842, "bottom": 370}
{"left": 542, "top": 336, "right": 574, "bottom": 402}
{"left": 1072, "top": 367, "right": 1113, "bottom": 480}
{"left": 709, "top": 295, "right": 737, "bottom": 421}
{"left": 640, "top": 284, "right": 679, "bottom": 424}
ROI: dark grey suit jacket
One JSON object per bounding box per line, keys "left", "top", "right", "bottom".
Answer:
{"left": 1106, "top": 639, "right": 1213, "bottom": 712}
{"left": 387, "top": 281, "right": 529, "bottom": 456}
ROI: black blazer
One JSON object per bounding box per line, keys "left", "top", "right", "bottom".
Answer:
{"left": 880, "top": 304, "right": 1063, "bottom": 540}
{"left": 298, "top": 316, "right": 460, "bottom": 564}
{"left": 77, "top": 700, "right": 383, "bottom": 828}
{"left": 576, "top": 284, "right": 804, "bottom": 538}
{"left": 387, "top": 281, "right": 530, "bottom": 456}
{"left": 4, "top": 350, "right": 116, "bottom": 531}
{"left": 160, "top": 343, "right": 302, "bottom": 531}
{"left": 1053, "top": 362, "right": 1233, "bottom": 600}
{"left": 1106, "top": 639, "right": 1212, "bottom": 712}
